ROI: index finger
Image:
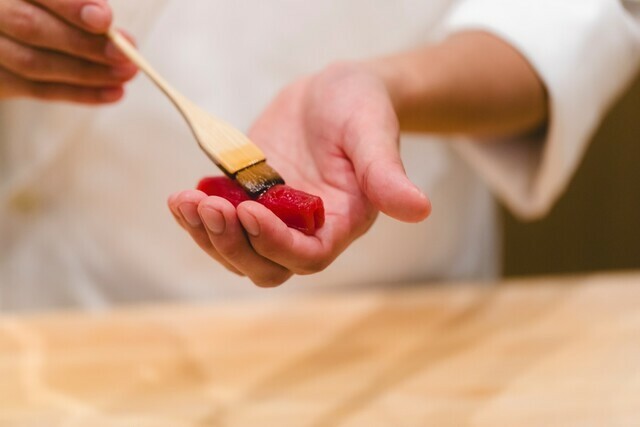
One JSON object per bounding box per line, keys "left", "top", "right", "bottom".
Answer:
{"left": 29, "top": 0, "right": 112, "bottom": 33}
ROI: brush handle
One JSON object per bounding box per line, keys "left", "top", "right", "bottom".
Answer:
{"left": 106, "top": 28, "right": 266, "bottom": 175}
{"left": 107, "top": 29, "right": 192, "bottom": 113}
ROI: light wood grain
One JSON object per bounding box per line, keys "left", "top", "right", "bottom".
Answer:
{"left": 1, "top": 272, "right": 640, "bottom": 426}
{"left": 107, "top": 29, "right": 265, "bottom": 175}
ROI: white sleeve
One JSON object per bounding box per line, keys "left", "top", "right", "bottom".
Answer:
{"left": 441, "top": 0, "right": 640, "bottom": 220}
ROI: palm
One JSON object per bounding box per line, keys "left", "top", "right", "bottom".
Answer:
{"left": 248, "top": 67, "right": 398, "bottom": 249}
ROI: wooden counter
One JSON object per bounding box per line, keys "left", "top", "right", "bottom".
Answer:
{"left": 1, "top": 272, "right": 640, "bottom": 426}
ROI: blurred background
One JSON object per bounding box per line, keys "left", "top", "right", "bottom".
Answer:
{"left": 503, "top": 72, "right": 640, "bottom": 276}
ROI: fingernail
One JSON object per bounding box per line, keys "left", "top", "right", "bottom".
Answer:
{"left": 242, "top": 212, "right": 260, "bottom": 237}
{"left": 100, "top": 87, "right": 123, "bottom": 102}
{"left": 179, "top": 204, "right": 202, "bottom": 227}
{"left": 105, "top": 41, "right": 127, "bottom": 62}
{"left": 200, "top": 208, "right": 225, "bottom": 235}
{"left": 80, "top": 4, "right": 110, "bottom": 31}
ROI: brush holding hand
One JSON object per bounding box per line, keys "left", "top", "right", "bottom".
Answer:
{"left": 0, "top": 0, "right": 137, "bottom": 103}
{"left": 168, "top": 31, "right": 548, "bottom": 287}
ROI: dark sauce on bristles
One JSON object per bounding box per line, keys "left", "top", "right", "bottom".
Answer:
{"left": 234, "top": 161, "right": 285, "bottom": 197}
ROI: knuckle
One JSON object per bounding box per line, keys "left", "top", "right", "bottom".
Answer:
{"left": 359, "top": 158, "right": 384, "bottom": 201}
{"left": 224, "top": 266, "right": 245, "bottom": 277}
{"left": 252, "top": 272, "right": 290, "bottom": 288}
{"left": 26, "top": 82, "right": 47, "bottom": 99}
{"left": 216, "top": 241, "right": 246, "bottom": 262}
{"left": 321, "top": 61, "right": 359, "bottom": 81}
{"left": 253, "top": 243, "right": 281, "bottom": 260}
{"left": 75, "top": 37, "right": 104, "bottom": 58}
{"left": 296, "top": 257, "right": 331, "bottom": 275}
{"left": 12, "top": 48, "right": 40, "bottom": 74}
{"left": 9, "top": 6, "right": 41, "bottom": 43}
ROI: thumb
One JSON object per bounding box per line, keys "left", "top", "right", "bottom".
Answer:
{"left": 345, "top": 115, "right": 431, "bottom": 223}
{"left": 32, "top": 0, "right": 113, "bottom": 33}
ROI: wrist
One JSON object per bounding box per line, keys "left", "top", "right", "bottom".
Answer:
{"left": 361, "top": 47, "right": 447, "bottom": 130}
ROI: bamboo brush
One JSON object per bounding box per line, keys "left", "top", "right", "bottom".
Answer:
{"left": 106, "top": 29, "right": 284, "bottom": 197}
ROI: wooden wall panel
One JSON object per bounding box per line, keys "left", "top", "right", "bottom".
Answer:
{"left": 503, "top": 73, "right": 640, "bottom": 276}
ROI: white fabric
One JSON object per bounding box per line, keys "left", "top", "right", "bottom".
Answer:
{"left": 443, "top": 0, "right": 640, "bottom": 219}
{"left": 0, "top": 0, "right": 637, "bottom": 311}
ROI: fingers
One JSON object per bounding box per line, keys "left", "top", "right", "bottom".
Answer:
{"left": 0, "top": 35, "right": 137, "bottom": 86}
{"left": 168, "top": 191, "right": 244, "bottom": 276}
{"left": 0, "top": 67, "right": 123, "bottom": 103}
{"left": 0, "top": 0, "right": 136, "bottom": 103}
{"left": 344, "top": 107, "right": 431, "bottom": 223}
{"left": 198, "top": 197, "right": 293, "bottom": 287}
{"left": 0, "top": 0, "right": 125, "bottom": 65}
{"left": 28, "top": 0, "right": 112, "bottom": 33}
{"left": 168, "top": 192, "right": 335, "bottom": 287}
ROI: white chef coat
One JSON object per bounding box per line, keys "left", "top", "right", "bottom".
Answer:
{"left": 0, "top": 0, "right": 638, "bottom": 311}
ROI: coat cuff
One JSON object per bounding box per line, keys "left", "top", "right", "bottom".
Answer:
{"left": 441, "top": 0, "right": 640, "bottom": 220}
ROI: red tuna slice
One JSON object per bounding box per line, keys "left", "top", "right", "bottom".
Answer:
{"left": 196, "top": 177, "right": 325, "bottom": 235}
{"left": 257, "top": 184, "right": 325, "bottom": 235}
{"left": 197, "top": 176, "right": 250, "bottom": 207}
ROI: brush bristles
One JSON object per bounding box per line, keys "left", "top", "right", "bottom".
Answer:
{"left": 234, "top": 161, "right": 285, "bottom": 197}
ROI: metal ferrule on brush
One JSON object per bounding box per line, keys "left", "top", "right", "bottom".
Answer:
{"left": 194, "top": 120, "right": 284, "bottom": 197}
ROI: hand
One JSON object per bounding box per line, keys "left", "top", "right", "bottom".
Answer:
{"left": 168, "top": 63, "right": 431, "bottom": 287}
{"left": 0, "top": 0, "right": 137, "bottom": 104}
